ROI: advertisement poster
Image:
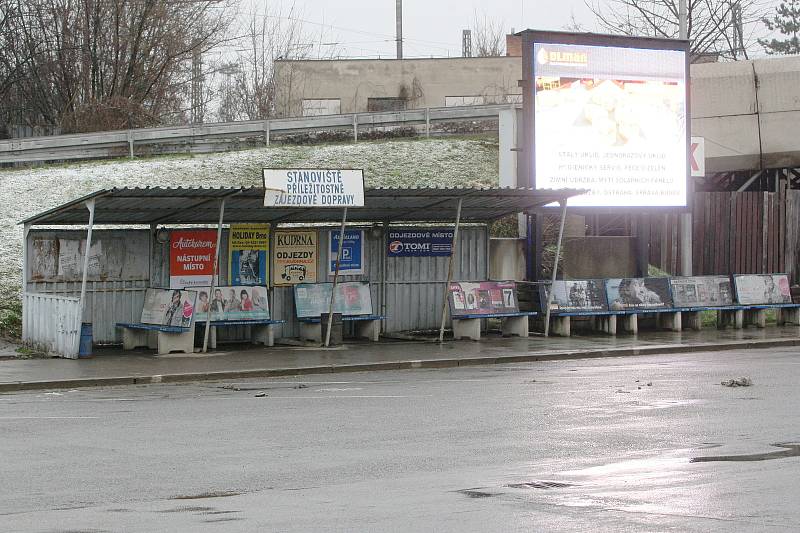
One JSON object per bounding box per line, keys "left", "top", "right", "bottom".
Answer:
{"left": 606, "top": 278, "right": 673, "bottom": 310}
{"left": 447, "top": 281, "right": 519, "bottom": 317}
{"left": 263, "top": 169, "right": 365, "bottom": 207}
{"left": 733, "top": 274, "right": 792, "bottom": 305}
{"left": 169, "top": 230, "right": 217, "bottom": 289}
{"left": 540, "top": 280, "right": 608, "bottom": 312}
{"left": 386, "top": 228, "right": 454, "bottom": 257}
{"left": 273, "top": 229, "right": 317, "bottom": 285}
{"left": 228, "top": 224, "right": 269, "bottom": 286}
{"left": 329, "top": 229, "right": 364, "bottom": 275}
{"left": 140, "top": 288, "right": 197, "bottom": 327}
{"left": 532, "top": 38, "right": 688, "bottom": 207}
{"left": 193, "top": 285, "right": 271, "bottom": 322}
{"left": 670, "top": 276, "right": 734, "bottom": 308}
{"left": 294, "top": 281, "right": 373, "bottom": 318}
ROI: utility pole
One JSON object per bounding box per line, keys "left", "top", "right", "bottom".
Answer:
{"left": 679, "top": 0, "right": 692, "bottom": 276}
{"left": 462, "top": 29, "right": 472, "bottom": 57}
{"left": 191, "top": 36, "right": 203, "bottom": 124}
{"left": 396, "top": 0, "right": 403, "bottom": 59}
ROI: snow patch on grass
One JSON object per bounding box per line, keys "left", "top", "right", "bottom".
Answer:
{"left": 0, "top": 137, "right": 499, "bottom": 317}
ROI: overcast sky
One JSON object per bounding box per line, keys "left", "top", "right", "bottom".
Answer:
{"left": 275, "top": 0, "right": 595, "bottom": 58}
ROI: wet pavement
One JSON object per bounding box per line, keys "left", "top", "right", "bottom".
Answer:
{"left": 1, "top": 325, "right": 798, "bottom": 389}
{"left": 1, "top": 346, "right": 799, "bottom": 531}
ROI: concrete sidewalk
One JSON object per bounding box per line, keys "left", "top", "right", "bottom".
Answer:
{"left": 1, "top": 326, "right": 799, "bottom": 392}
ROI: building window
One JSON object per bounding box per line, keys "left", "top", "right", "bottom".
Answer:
{"left": 367, "top": 98, "right": 407, "bottom": 112}
{"left": 302, "top": 99, "right": 341, "bottom": 116}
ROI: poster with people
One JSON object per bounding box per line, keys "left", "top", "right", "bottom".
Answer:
{"left": 228, "top": 224, "right": 269, "bottom": 286}
{"left": 193, "top": 285, "right": 271, "bottom": 321}
{"left": 606, "top": 278, "right": 673, "bottom": 310}
{"left": 273, "top": 229, "right": 318, "bottom": 286}
{"left": 169, "top": 229, "right": 217, "bottom": 289}
{"left": 447, "top": 281, "right": 519, "bottom": 317}
{"left": 669, "top": 276, "right": 734, "bottom": 307}
{"left": 540, "top": 280, "right": 608, "bottom": 312}
{"left": 140, "top": 288, "right": 197, "bottom": 327}
{"left": 733, "top": 274, "right": 792, "bottom": 305}
{"left": 293, "top": 282, "right": 373, "bottom": 318}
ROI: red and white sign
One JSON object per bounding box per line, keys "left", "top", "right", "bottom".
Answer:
{"left": 690, "top": 137, "right": 705, "bottom": 178}
{"left": 169, "top": 230, "right": 218, "bottom": 289}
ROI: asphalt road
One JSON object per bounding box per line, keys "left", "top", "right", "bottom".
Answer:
{"left": 1, "top": 347, "right": 799, "bottom": 532}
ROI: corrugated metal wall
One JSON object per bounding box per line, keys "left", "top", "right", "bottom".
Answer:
{"left": 27, "top": 225, "right": 488, "bottom": 344}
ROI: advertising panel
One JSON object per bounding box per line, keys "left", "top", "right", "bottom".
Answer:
{"left": 263, "top": 169, "right": 365, "bottom": 207}
{"left": 527, "top": 32, "right": 689, "bottom": 208}
{"left": 293, "top": 281, "right": 373, "bottom": 318}
{"left": 540, "top": 279, "right": 608, "bottom": 312}
{"left": 386, "top": 228, "right": 454, "bottom": 257}
{"left": 193, "top": 285, "right": 271, "bottom": 322}
{"left": 228, "top": 224, "right": 269, "bottom": 286}
{"left": 329, "top": 229, "right": 364, "bottom": 275}
{"left": 733, "top": 274, "right": 792, "bottom": 305}
{"left": 606, "top": 277, "right": 673, "bottom": 310}
{"left": 140, "top": 288, "right": 197, "bottom": 327}
{"left": 670, "top": 276, "right": 733, "bottom": 307}
{"left": 447, "top": 281, "right": 519, "bottom": 317}
{"left": 273, "top": 229, "right": 318, "bottom": 286}
{"left": 169, "top": 229, "right": 217, "bottom": 289}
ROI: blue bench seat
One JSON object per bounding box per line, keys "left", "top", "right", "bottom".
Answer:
{"left": 116, "top": 322, "right": 194, "bottom": 354}
{"left": 195, "top": 318, "right": 287, "bottom": 348}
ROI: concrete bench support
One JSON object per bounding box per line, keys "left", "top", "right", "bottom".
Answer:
{"left": 299, "top": 321, "right": 322, "bottom": 343}
{"left": 122, "top": 328, "right": 151, "bottom": 351}
{"left": 593, "top": 314, "right": 617, "bottom": 335}
{"left": 777, "top": 307, "right": 800, "bottom": 326}
{"left": 683, "top": 311, "right": 703, "bottom": 331}
{"left": 550, "top": 316, "right": 571, "bottom": 337}
{"left": 619, "top": 314, "right": 638, "bottom": 334}
{"left": 743, "top": 309, "right": 766, "bottom": 328}
{"left": 501, "top": 315, "right": 529, "bottom": 338}
{"left": 717, "top": 309, "right": 744, "bottom": 329}
{"left": 355, "top": 319, "right": 381, "bottom": 342}
{"left": 252, "top": 324, "right": 276, "bottom": 346}
{"left": 657, "top": 311, "right": 682, "bottom": 332}
{"left": 121, "top": 325, "right": 193, "bottom": 354}
{"left": 452, "top": 318, "right": 481, "bottom": 341}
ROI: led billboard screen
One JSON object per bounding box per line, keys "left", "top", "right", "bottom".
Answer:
{"left": 527, "top": 33, "right": 689, "bottom": 208}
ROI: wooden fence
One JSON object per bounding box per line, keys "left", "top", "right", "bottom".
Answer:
{"left": 648, "top": 190, "right": 800, "bottom": 283}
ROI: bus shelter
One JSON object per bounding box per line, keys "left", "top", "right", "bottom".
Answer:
{"left": 20, "top": 186, "right": 581, "bottom": 357}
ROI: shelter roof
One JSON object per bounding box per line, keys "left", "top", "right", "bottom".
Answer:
{"left": 21, "top": 186, "right": 583, "bottom": 226}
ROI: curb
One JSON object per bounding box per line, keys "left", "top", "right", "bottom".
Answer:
{"left": 1, "top": 338, "right": 798, "bottom": 393}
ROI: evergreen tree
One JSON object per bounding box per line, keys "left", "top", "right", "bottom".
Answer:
{"left": 759, "top": 1, "right": 800, "bottom": 55}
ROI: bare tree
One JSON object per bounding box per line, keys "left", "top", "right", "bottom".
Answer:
{"left": 587, "top": 0, "right": 767, "bottom": 61}
{"left": 216, "top": 2, "right": 337, "bottom": 121}
{"left": 0, "top": 0, "right": 234, "bottom": 135}
{"left": 472, "top": 12, "right": 506, "bottom": 57}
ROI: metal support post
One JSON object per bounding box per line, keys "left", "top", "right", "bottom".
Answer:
{"left": 202, "top": 198, "right": 226, "bottom": 353}
{"left": 264, "top": 120, "right": 271, "bottom": 146}
{"left": 353, "top": 114, "right": 358, "bottom": 142}
{"left": 325, "top": 208, "right": 348, "bottom": 347}
{"left": 79, "top": 199, "right": 96, "bottom": 318}
{"left": 127, "top": 131, "right": 134, "bottom": 158}
{"left": 381, "top": 222, "right": 389, "bottom": 331}
{"left": 438, "top": 198, "right": 463, "bottom": 343}
{"left": 543, "top": 200, "right": 568, "bottom": 337}
{"left": 425, "top": 108, "right": 430, "bottom": 138}
{"left": 21, "top": 222, "right": 31, "bottom": 340}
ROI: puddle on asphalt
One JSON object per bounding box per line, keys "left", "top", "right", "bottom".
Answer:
{"left": 170, "top": 491, "right": 241, "bottom": 500}
{"left": 506, "top": 480, "right": 576, "bottom": 489}
{"left": 691, "top": 443, "right": 800, "bottom": 463}
{"left": 456, "top": 488, "right": 495, "bottom": 498}
{"left": 158, "top": 506, "right": 215, "bottom": 513}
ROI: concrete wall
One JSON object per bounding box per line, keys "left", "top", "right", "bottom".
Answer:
{"left": 489, "top": 238, "right": 526, "bottom": 281}
{"left": 562, "top": 237, "right": 638, "bottom": 279}
{"left": 278, "top": 54, "right": 800, "bottom": 173}
{"left": 274, "top": 57, "right": 522, "bottom": 117}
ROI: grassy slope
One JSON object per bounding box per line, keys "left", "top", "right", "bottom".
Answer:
{"left": 0, "top": 137, "right": 500, "bottom": 319}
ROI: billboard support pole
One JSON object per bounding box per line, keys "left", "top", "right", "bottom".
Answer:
{"left": 543, "top": 199, "right": 568, "bottom": 337}
{"left": 202, "top": 198, "right": 226, "bottom": 353}
{"left": 678, "top": 0, "right": 693, "bottom": 276}
{"left": 325, "top": 208, "right": 348, "bottom": 347}
{"left": 438, "top": 198, "right": 463, "bottom": 343}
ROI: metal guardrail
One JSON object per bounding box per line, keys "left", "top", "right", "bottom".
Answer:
{"left": 0, "top": 104, "right": 518, "bottom": 164}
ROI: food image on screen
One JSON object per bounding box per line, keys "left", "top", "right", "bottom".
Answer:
{"left": 532, "top": 41, "right": 688, "bottom": 208}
